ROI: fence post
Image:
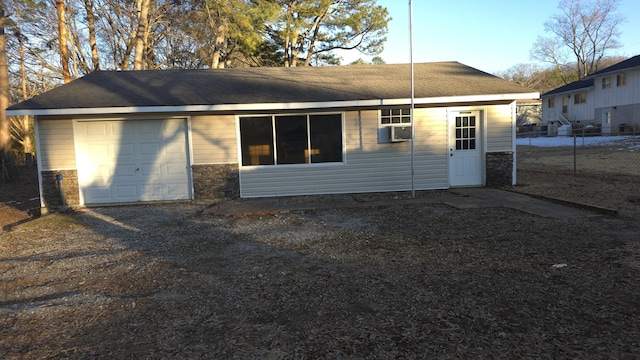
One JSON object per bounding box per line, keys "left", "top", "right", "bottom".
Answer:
{"left": 573, "top": 134, "right": 577, "bottom": 175}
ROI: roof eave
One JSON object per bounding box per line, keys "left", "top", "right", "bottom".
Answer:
{"left": 6, "top": 93, "right": 540, "bottom": 117}
{"left": 587, "top": 64, "right": 640, "bottom": 79}
{"left": 541, "top": 85, "right": 593, "bottom": 98}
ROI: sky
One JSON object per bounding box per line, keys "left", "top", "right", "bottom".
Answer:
{"left": 338, "top": 0, "right": 640, "bottom": 74}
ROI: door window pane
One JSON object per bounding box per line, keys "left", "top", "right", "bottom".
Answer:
{"left": 454, "top": 115, "right": 477, "bottom": 150}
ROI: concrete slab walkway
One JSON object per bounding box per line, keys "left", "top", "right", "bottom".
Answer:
{"left": 202, "top": 188, "right": 605, "bottom": 218}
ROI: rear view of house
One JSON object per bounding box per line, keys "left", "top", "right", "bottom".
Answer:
{"left": 541, "top": 55, "right": 640, "bottom": 135}
{"left": 7, "top": 62, "right": 538, "bottom": 211}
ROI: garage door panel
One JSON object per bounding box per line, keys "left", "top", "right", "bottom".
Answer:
{"left": 88, "top": 187, "right": 113, "bottom": 200}
{"left": 139, "top": 164, "right": 161, "bottom": 177}
{"left": 114, "top": 164, "right": 137, "bottom": 177}
{"left": 140, "top": 142, "right": 161, "bottom": 156}
{"left": 115, "top": 185, "right": 138, "bottom": 199}
{"left": 85, "top": 123, "right": 110, "bottom": 137}
{"left": 141, "top": 184, "right": 164, "bottom": 200}
{"left": 166, "top": 183, "right": 189, "bottom": 198}
{"left": 118, "top": 144, "right": 136, "bottom": 157}
{"left": 139, "top": 122, "right": 162, "bottom": 135}
{"left": 165, "top": 141, "right": 186, "bottom": 155}
{"left": 166, "top": 163, "right": 187, "bottom": 175}
{"left": 76, "top": 119, "right": 191, "bottom": 205}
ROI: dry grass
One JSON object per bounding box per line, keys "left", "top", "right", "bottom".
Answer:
{"left": 1, "top": 200, "right": 640, "bottom": 359}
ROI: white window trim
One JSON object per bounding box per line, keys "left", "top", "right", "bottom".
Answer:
{"left": 377, "top": 108, "right": 413, "bottom": 143}
{"left": 378, "top": 107, "right": 412, "bottom": 126}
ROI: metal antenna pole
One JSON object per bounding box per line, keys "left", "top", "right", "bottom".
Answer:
{"left": 409, "top": 0, "right": 416, "bottom": 198}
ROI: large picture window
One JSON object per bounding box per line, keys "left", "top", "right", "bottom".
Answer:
{"left": 240, "top": 113, "right": 343, "bottom": 166}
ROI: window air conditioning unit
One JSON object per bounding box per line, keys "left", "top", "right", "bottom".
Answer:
{"left": 388, "top": 125, "right": 412, "bottom": 142}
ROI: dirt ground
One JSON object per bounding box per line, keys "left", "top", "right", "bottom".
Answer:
{"left": 1, "top": 155, "right": 640, "bottom": 358}
{"left": 516, "top": 144, "right": 640, "bottom": 218}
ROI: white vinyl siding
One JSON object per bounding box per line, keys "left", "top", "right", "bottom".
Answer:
{"left": 191, "top": 115, "right": 237, "bottom": 164}
{"left": 486, "top": 103, "right": 514, "bottom": 152}
{"left": 593, "top": 70, "right": 640, "bottom": 108}
{"left": 37, "top": 119, "right": 77, "bottom": 170}
{"left": 567, "top": 93, "right": 595, "bottom": 122}
{"left": 239, "top": 108, "right": 449, "bottom": 198}
{"left": 541, "top": 95, "right": 559, "bottom": 123}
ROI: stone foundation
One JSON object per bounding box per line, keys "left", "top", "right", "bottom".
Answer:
{"left": 41, "top": 170, "right": 80, "bottom": 210}
{"left": 192, "top": 164, "right": 240, "bottom": 201}
{"left": 486, "top": 152, "right": 513, "bottom": 186}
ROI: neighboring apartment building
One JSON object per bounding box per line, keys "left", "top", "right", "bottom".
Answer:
{"left": 541, "top": 55, "right": 640, "bottom": 135}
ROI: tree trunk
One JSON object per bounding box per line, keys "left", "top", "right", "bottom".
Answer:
{"left": 55, "top": 0, "right": 72, "bottom": 83}
{"left": 17, "top": 21, "right": 33, "bottom": 158}
{"left": 0, "top": 1, "right": 10, "bottom": 167}
{"left": 84, "top": 0, "right": 100, "bottom": 71}
{"left": 134, "top": 0, "right": 151, "bottom": 70}
{"left": 211, "top": 22, "right": 227, "bottom": 69}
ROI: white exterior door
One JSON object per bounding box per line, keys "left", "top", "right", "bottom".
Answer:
{"left": 449, "top": 111, "right": 483, "bottom": 187}
{"left": 75, "top": 119, "right": 191, "bottom": 204}
{"left": 602, "top": 110, "right": 612, "bottom": 135}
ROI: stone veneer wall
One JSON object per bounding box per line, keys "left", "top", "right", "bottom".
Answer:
{"left": 485, "top": 152, "right": 513, "bottom": 187}
{"left": 192, "top": 164, "right": 240, "bottom": 201}
{"left": 41, "top": 170, "right": 80, "bottom": 210}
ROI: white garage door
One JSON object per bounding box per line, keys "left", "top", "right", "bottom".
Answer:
{"left": 75, "top": 119, "right": 191, "bottom": 204}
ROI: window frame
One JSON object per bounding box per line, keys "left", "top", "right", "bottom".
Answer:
{"left": 574, "top": 92, "right": 587, "bottom": 104}
{"left": 238, "top": 112, "right": 345, "bottom": 168}
{"left": 379, "top": 107, "right": 412, "bottom": 126}
{"left": 547, "top": 98, "right": 555, "bottom": 108}
{"left": 617, "top": 73, "right": 627, "bottom": 87}
{"left": 602, "top": 77, "right": 611, "bottom": 89}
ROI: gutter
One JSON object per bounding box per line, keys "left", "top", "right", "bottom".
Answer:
{"left": 7, "top": 93, "right": 540, "bottom": 117}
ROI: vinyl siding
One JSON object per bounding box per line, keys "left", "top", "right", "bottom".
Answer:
{"left": 593, "top": 70, "right": 640, "bottom": 108}
{"left": 191, "top": 114, "right": 237, "bottom": 164}
{"left": 240, "top": 108, "right": 449, "bottom": 198}
{"left": 37, "top": 119, "right": 76, "bottom": 170}
{"left": 486, "top": 103, "right": 514, "bottom": 152}
{"left": 541, "top": 95, "right": 558, "bottom": 123}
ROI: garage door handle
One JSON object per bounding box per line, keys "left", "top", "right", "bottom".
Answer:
{"left": 136, "top": 168, "right": 140, "bottom": 171}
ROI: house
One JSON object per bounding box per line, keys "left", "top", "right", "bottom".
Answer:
{"left": 6, "top": 62, "right": 538, "bottom": 211}
{"left": 541, "top": 55, "right": 640, "bottom": 135}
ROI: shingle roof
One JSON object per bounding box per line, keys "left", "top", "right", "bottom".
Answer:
{"left": 541, "top": 54, "right": 640, "bottom": 97}
{"left": 589, "top": 54, "right": 640, "bottom": 77}
{"left": 541, "top": 78, "right": 594, "bottom": 97}
{"left": 8, "top": 62, "right": 536, "bottom": 112}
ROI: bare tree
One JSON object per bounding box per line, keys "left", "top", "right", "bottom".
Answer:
{"left": 55, "top": 0, "right": 72, "bottom": 83}
{"left": 531, "top": 0, "right": 625, "bottom": 81}
{"left": 12, "top": 16, "right": 33, "bottom": 161}
{"left": 0, "top": 0, "right": 10, "bottom": 170}
{"left": 83, "top": 0, "right": 99, "bottom": 70}
{"left": 133, "top": 0, "right": 152, "bottom": 70}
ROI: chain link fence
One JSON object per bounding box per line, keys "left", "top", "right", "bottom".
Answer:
{"left": 515, "top": 131, "right": 640, "bottom": 216}
{"left": 516, "top": 132, "right": 640, "bottom": 177}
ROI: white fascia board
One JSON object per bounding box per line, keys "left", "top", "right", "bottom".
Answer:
{"left": 6, "top": 92, "right": 540, "bottom": 116}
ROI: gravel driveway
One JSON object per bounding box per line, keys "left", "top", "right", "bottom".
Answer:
{"left": 2, "top": 195, "right": 640, "bottom": 359}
